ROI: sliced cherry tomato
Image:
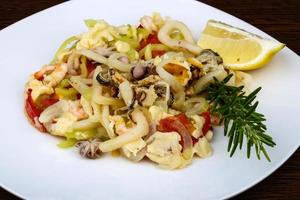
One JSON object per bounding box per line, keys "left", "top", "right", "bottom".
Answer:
{"left": 157, "top": 116, "right": 175, "bottom": 132}
{"left": 157, "top": 114, "right": 193, "bottom": 150}
{"left": 201, "top": 111, "right": 211, "bottom": 135}
{"left": 139, "top": 32, "right": 161, "bottom": 50}
{"left": 139, "top": 32, "right": 166, "bottom": 58}
{"left": 25, "top": 90, "right": 46, "bottom": 132}
{"left": 152, "top": 50, "right": 166, "bottom": 57}
{"left": 175, "top": 113, "right": 195, "bottom": 133}
{"left": 86, "top": 60, "right": 96, "bottom": 75}
{"left": 26, "top": 91, "right": 59, "bottom": 120}
{"left": 34, "top": 93, "right": 59, "bottom": 111}
{"left": 25, "top": 90, "right": 42, "bottom": 120}
{"left": 39, "top": 94, "right": 59, "bottom": 109}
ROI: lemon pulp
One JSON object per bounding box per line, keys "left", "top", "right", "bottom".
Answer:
{"left": 197, "top": 20, "right": 285, "bottom": 70}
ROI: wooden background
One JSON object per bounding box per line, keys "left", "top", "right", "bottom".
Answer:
{"left": 0, "top": 0, "right": 299, "bottom": 199}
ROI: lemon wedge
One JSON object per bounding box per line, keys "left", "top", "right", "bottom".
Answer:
{"left": 197, "top": 20, "right": 285, "bottom": 70}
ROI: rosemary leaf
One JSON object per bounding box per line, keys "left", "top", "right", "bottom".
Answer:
{"left": 207, "top": 74, "right": 276, "bottom": 161}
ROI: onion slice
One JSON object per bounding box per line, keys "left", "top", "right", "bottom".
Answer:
{"left": 193, "top": 69, "right": 227, "bottom": 93}
{"left": 156, "top": 62, "right": 185, "bottom": 109}
{"left": 99, "top": 109, "right": 149, "bottom": 152}
{"left": 158, "top": 20, "right": 202, "bottom": 54}
{"left": 108, "top": 53, "right": 132, "bottom": 72}
{"left": 76, "top": 49, "right": 107, "bottom": 64}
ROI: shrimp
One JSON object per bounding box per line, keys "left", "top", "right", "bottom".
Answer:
{"left": 140, "top": 16, "right": 157, "bottom": 32}
{"left": 34, "top": 65, "right": 56, "bottom": 80}
{"left": 39, "top": 100, "right": 88, "bottom": 136}
{"left": 39, "top": 100, "right": 88, "bottom": 124}
{"left": 43, "top": 63, "right": 68, "bottom": 87}
{"left": 27, "top": 64, "right": 67, "bottom": 101}
{"left": 69, "top": 100, "right": 88, "bottom": 120}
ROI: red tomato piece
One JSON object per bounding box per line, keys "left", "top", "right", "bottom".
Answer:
{"left": 25, "top": 98, "right": 39, "bottom": 121}
{"left": 139, "top": 32, "right": 166, "bottom": 58}
{"left": 157, "top": 114, "right": 193, "bottom": 150}
{"left": 175, "top": 113, "right": 195, "bottom": 133}
{"left": 157, "top": 116, "right": 175, "bottom": 132}
{"left": 139, "top": 32, "right": 161, "bottom": 50}
{"left": 201, "top": 111, "right": 211, "bottom": 135}
{"left": 152, "top": 50, "right": 166, "bottom": 57}
{"left": 25, "top": 90, "right": 47, "bottom": 132}
{"left": 25, "top": 90, "right": 42, "bottom": 119}
{"left": 146, "top": 33, "right": 160, "bottom": 44}
{"left": 86, "top": 60, "right": 96, "bottom": 75}
{"left": 39, "top": 94, "right": 59, "bottom": 109}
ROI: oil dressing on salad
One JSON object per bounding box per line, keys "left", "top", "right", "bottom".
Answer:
{"left": 24, "top": 13, "right": 282, "bottom": 169}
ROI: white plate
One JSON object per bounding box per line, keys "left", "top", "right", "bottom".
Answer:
{"left": 0, "top": 0, "right": 299, "bottom": 199}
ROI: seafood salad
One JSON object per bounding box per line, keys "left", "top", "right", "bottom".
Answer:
{"left": 24, "top": 13, "right": 279, "bottom": 169}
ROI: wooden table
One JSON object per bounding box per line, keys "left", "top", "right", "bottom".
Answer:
{"left": 0, "top": 0, "right": 299, "bottom": 199}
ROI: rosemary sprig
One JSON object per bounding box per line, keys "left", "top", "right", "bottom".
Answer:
{"left": 206, "top": 74, "right": 276, "bottom": 161}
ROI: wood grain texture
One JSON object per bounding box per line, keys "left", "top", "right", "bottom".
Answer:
{"left": 0, "top": 0, "right": 299, "bottom": 199}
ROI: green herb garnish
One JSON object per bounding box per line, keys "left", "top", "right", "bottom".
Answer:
{"left": 207, "top": 74, "right": 276, "bottom": 161}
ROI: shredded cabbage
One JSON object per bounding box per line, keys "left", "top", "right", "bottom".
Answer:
{"left": 65, "top": 128, "right": 99, "bottom": 140}
{"left": 77, "top": 20, "right": 115, "bottom": 50}
{"left": 57, "top": 138, "right": 77, "bottom": 148}
{"left": 69, "top": 76, "right": 92, "bottom": 101}
{"left": 84, "top": 19, "right": 102, "bottom": 29}
{"left": 139, "top": 44, "right": 169, "bottom": 59}
{"left": 126, "top": 49, "right": 139, "bottom": 61}
{"left": 55, "top": 87, "right": 78, "bottom": 100}
{"left": 137, "top": 27, "right": 151, "bottom": 42}
{"left": 51, "top": 36, "right": 79, "bottom": 64}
